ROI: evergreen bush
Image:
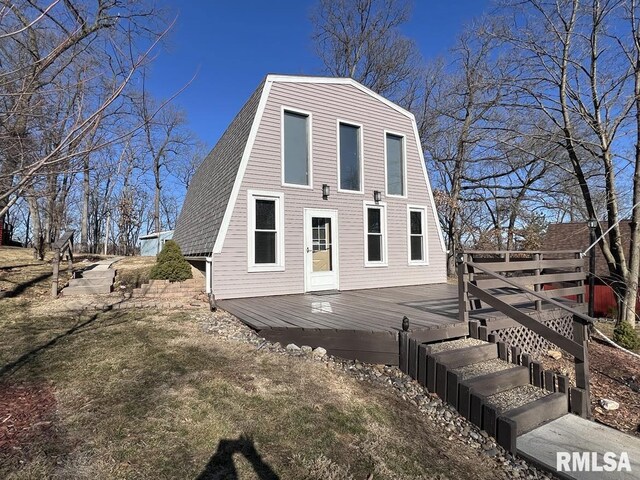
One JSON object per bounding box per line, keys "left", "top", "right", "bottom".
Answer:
{"left": 612, "top": 320, "right": 640, "bottom": 350}
{"left": 149, "top": 240, "right": 193, "bottom": 282}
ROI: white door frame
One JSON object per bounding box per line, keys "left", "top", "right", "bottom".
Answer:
{"left": 303, "top": 208, "right": 339, "bottom": 292}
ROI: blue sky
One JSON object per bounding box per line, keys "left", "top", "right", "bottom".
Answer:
{"left": 147, "top": 1, "right": 491, "bottom": 148}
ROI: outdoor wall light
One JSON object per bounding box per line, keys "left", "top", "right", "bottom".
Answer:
{"left": 322, "top": 184, "right": 330, "bottom": 200}
{"left": 373, "top": 190, "right": 381, "bottom": 203}
{"left": 587, "top": 218, "right": 598, "bottom": 229}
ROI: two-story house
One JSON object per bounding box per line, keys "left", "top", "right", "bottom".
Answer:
{"left": 173, "top": 75, "right": 447, "bottom": 300}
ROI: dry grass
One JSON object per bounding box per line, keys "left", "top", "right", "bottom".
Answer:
{"left": 0, "top": 249, "right": 511, "bottom": 479}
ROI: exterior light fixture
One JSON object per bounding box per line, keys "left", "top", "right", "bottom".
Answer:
{"left": 322, "top": 184, "right": 330, "bottom": 200}
{"left": 587, "top": 217, "right": 597, "bottom": 318}
{"left": 373, "top": 190, "right": 381, "bottom": 203}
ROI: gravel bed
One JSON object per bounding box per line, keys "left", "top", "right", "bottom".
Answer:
{"left": 452, "top": 358, "right": 517, "bottom": 380}
{"left": 195, "top": 309, "right": 556, "bottom": 480}
{"left": 428, "top": 337, "right": 487, "bottom": 353}
{"left": 487, "top": 385, "right": 551, "bottom": 413}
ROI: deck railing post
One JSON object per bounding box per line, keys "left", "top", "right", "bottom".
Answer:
{"left": 457, "top": 253, "right": 469, "bottom": 324}
{"left": 572, "top": 314, "right": 591, "bottom": 418}
{"left": 534, "top": 252, "right": 542, "bottom": 311}
{"left": 576, "top": 251, "right": 585, "bottom": 304}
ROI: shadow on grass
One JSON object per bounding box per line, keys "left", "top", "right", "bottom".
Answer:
{"left": 197, "top": 434, "right": 279, "bottom": 480}
{"left": 0, "top": 312, "right": 105, "bottom": 378}
{"left": 0, "top": 271, "right": 54, "bottom": 299}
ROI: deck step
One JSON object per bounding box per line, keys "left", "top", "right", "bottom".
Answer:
{"left": 465, "top": 364, "right": 530, "bottom": 397}
{"left": 432, "top": 342, "right": 498, "bottom": 368}
{"left": 504, "top": 392, "right": 569, "bottom": 435}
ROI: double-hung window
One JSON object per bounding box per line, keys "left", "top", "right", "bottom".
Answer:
{"left": 338, "top": 121, "right": 363, "bottom": 192}
{"left": 364, "top": 202, "right": 387, "bottom": 266}
{"left": 407, "top": 206, "right": 428, "bottom": 265}
{"left": 385, "top": 132, "right": 406, "bottom": 196}
{"left": 248, "top": 190, "right": 284, "bottom": 272}
{"left": 282, "top": 108, "right": 311, "bottom": 187}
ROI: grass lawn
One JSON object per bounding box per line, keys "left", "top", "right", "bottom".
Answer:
{"left": 0, "top": 247, "right": 515, "bottom": 479}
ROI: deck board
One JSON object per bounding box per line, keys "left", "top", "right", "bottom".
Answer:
{"left": 217, "top": 283, "right": 466, "bottom": 364}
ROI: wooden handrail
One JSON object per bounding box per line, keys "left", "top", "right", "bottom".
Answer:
{"left": 466, "top": 261, "right": 593, "bottom": 325}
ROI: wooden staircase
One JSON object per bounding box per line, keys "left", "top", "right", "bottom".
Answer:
{"left": 399, "top": 250, "right": 594, "bottom": 455}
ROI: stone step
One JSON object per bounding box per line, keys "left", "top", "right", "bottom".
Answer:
{"left": 62, "top": 284, "right": 113, "bottom": 296}
{"left": 69, "top": 277, "right": 114, "bottom": 287}
{"left": 75, "top": 269, "right": 116, "bottom": 279}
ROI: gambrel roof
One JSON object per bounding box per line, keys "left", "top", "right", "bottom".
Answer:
{"left": 173, "top": 74, "right": 446, "bottom": 257}
{"left": 173, "top": 80, "right": 265, "bottom": 256}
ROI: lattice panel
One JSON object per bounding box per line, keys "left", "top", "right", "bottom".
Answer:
{"left": 490, "top": 312, "right": 574, "bottom": 359}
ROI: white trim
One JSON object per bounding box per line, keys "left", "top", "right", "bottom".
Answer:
{"left": 384, "top": 129, "right": 408, "bottom": 199}
{"left": 281, "top": 106, "right": 313, "bottom": 189}
{"left": 336, "top": 119, "right": 364, "bottom": 194}
{"left": 363, "top": 201, "right": 388, "bottom": 267}
{"left": 247, "top": 189, "right": 285, "bottom": 272}
{"left": 407, "top": 205, "right": 429, "bottom": 266}
{"left": 212, "top": 80, "right": 273, "bottom": 255}
{"left": 303, "top": 209, "right": 340, "bottom": 292}
{"left": 211, "top": 76, "right": 446, "bottom": 256}
{"left": 205, "top": 256, "right": 213, "bottom": 294}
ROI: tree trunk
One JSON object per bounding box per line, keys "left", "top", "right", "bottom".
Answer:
{"left": 81, "top": 156, "right": 90, "bottom": 252}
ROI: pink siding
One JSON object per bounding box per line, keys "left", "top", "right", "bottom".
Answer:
{"left": 213, "top": 81, "right": 446, "bottom": 299}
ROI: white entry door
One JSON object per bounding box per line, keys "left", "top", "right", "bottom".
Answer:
{"left": 304, "top": 209, "right": 339, "bottom": 292}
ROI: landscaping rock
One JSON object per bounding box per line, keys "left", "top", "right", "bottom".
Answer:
{"left": 286, "top": 343, "right": 301, "bottom": 352}
{"left": 312, "top": 347, "right": 327, "bottom": 358}
{"left": 301, "top": 345, "right": 313, "bottom": 354}
{"left": 599, "top": 398, "right": 620, "bottom": 411}
{"left": 547, "top": 349, "right": 562, "bottom": 360}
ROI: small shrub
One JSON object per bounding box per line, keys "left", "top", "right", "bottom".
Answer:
{"left": 613, "top": 321, "right": 640, "bottom": 350}
{"left": 149, "top": 241, "right": 193, "bottom": 283}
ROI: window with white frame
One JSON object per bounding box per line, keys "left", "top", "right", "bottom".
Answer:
{"left": 408, "top": 206, "right": 427, "bottom": 264}
{"left": 283, "top": 109, "right": 311, "bottom": 186}
{"left": 385, "top": 132, "right": 405, "bottom": 196}
{"left": 364, "top": 203, "right": 387, "bottom": 266}
{"left": 248, "top": 191, "right": 284, "bottom": 272}
{"left": 338, "top": 122, "right": 362, "bottom": 192}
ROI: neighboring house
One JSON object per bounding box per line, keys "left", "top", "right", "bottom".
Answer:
{"left": 173, "top": 75, "right": 446, "bottom": 300}
{"left": 542, "top": 221, "right": 639, "bottom": 315}
{"left": 139, "top": 230, "right": 174, "bottom": 256}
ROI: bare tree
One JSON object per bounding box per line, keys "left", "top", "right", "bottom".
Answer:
{"left": 496, "top": 0, "right": 640, "bottom": 327}
{"left": 311, "top": 0, "right": 422, "bottom": 106}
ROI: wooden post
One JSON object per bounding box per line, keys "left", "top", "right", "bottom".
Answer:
{"left": 534, "top": 252, "right": 542, "bottom": 311}
{"left": 458, "top": 253, "right": 469, "bottom": 323}
{"left": 51, "top": 248, "right": 60, "bottom": 298}
{"left": 398, "top": 331, "right": 409, "bottom": 374}
{"left": 573, "top": 315, "right": 591, "bottom": 418}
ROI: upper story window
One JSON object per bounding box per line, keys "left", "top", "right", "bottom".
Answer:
{"left": 385, "top": 132, "right": 406, "bottom": 197}
{"left": 364, "top": 202, "right": 387, "bottom": 267}
{"left": 247, "top": 190, "right": 285, "bottom": 272}
{"left": 407, "top": 206, "right": 428, "bottom": 265}
{"left": 282, "top": 108, "right": 311, "bottom": 187}
{"left": 338, "top": 121, "right": 363, "bottom": 193}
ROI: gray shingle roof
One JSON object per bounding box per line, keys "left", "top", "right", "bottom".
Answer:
{"left": 173, "top": 80, "right": 265, "bottom": 256}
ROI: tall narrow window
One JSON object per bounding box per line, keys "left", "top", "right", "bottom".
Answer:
{"left": 364, "top": 203, "right": 387, "bottom": 266}
{"left": 339, "top": 122, "right": 362, "bottom": 192}
{"left": 255, "top": 199, "right": 276, "bottom": 264}
{"left": 386, "top": 133, "right": 405, "bottom": 196}
{"left": 248, "top": 191, "right": 284, "bottom": 272}
{"left": 408, "top": 207, "right": 427, "bottom": 264}
{"left": 283, "top": 110, "right": 310, "bottom": 186}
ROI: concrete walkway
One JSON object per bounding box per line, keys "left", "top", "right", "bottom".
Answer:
{"left": 517, "top": 414, "right": 640, "bottom": 479}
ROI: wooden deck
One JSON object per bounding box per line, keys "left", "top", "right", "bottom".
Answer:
{"left": 218, "top": 283, "right": 468, "bottom": 364}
